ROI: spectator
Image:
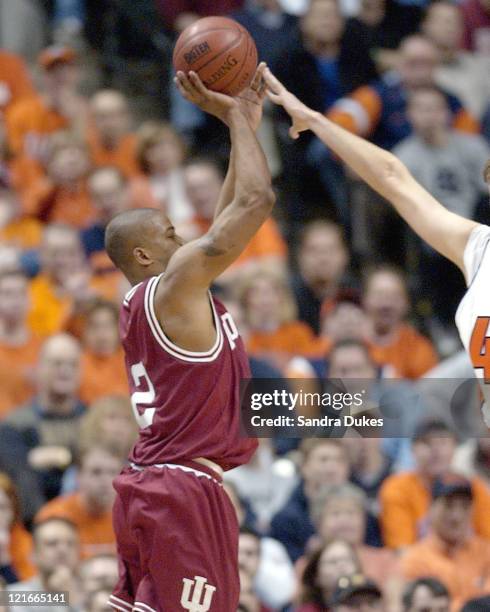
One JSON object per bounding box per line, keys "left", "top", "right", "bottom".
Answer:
{"left": 85, "top": 589, "right": 114, "bottom": 612}
{"left": 82, "top": 167, "right": 130, "bottom": 259}
{"left": 0, "top": 188, "right": 42, "bottom": 249}
{"left": 181, "top": 157, "right": 287, "bottom": 282}
{"left": 0, "top": 50, "right": 34, "bottom": 115}
{"left": 28, "top": 224, "right": 118, "bottom": 337}
{"left": 343, "top": 0, "right": 423, "bottom": 68}
{"left": 35, "top": 445, "right": 122, "bottom": 559}
{"left": 7, "top": 518, "right": 81, "bottom": 612}
{"left": 400, "top": 475, "right": 490, "bottom": 610}
{"left": 79, "top": 300, "right": 127, "bottom": 405}
{"left": 329, "top": 35, "right": 479, "bottom": 151}
{"left": 273, "top": 0, "right": 377, "bottom": 217}
{"left": 233, "top": 1, "right": 298, "bottom": 68}
{"left": 402, "top": 577, "right": 451, "bottom": 612}
{"left": 239, "top": 569, "right": 271, "bottom": 612}
{"left": 79, "top": 396, "right": 137, "bottom": 463}
{"left": 5, "top": 46, "right": 87, "bottom": 176}
{"left": 0, "top": 270, "right": 42, "bottom": 417}
{"left": 329, "top": 574, "right": 384, "bottom": 612}
{"left": 0, "top": 472, "right": 35, "bottom": 583}
{"left": 4, "top": 333, "right": 85, "bottom": 499}
{"left": 22, "top": 131, "right": 95, "bottom": 228}
{"left": 363, "top": 265, "right": 438, "bottom": 379}
{"left": 238, "top": 267, "right": 320, "bottom": 371}
{"left": 224, "top": 439, "right": 298, "bottom": 532}
{"left": 87, "top": 90, "right": 139, "bottom": 178}
{"left": 421, "top": 1, "right": 490, "bottom": 119}
{"left": 394, "top": 87, "right": 489, "bottom": 221}
{"left": 380, "top": 419, "right": 490, "bottom": 549}
{"left": 292, "top": 220, "right": 351, "bottom": 334}
{"left": 79, "top": 554, "right": 118, "bottom": 606}
{"left": 239, "top": 527, "right": 275, "bottom": 612}
{"left": 225, "top": 484, "right": 297, "bottom": 610}
{"left": 270, "top": 439, "right": 350, "bottom": 562}
{"left": 130, "top": 121, "right": 192, "bottom": 224}
{"left": 316, "top": 484, "right": 400, "bottom": 592}
{"left": 296, "top": 539, "right": 362, "bottom": 612}
{"left": 394, "top": 88, "right": 489, "bottom": 328}
{"left": 460, "top": 0, "right": 490, "bottom": 54}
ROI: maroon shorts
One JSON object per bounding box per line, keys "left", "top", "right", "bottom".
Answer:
{"left": 109, "top": 460, "right": 240, "bottom": 612}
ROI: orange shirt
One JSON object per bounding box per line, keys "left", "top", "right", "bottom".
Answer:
{"left": 0, "top": 217, "right": 43, "bottom": 249}
{"left": 86, "top": 129, "right": 139, "bottom": 177}
{"left": 380, "top": 471, "right": 490, "bottom": 548}
{"left": 247, "top": 321, "right": 320, "bottom": 356}
{"left": 6, "top": 96, "right": 68, "bottom": 160}
{"left": 401, "top": 534, "right": 490, "bottom": 611}
{"left": 22, "top": 178, "right": 96, "bottom": 228}
{"left": 28, "top": 275, "right": 73, "bottom": 337}
{"left": 369, "top": 324, "right": 438, "bottom": 379}
{"left": 10, "top": 522, "right": 35, "bottom": 581}
{"left": 0, "top": 335, "right": 42, "bottom": 417}
{"left": 35, "top": 492, "right": 115, "bottom": 559}
{"left": 0, "top": 51, "right": 35, "bottom": 114}
{"left": 79, "top": 348, "right": 128, "bottom": 405}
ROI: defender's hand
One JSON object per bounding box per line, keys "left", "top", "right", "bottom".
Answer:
{"left": 263, "top": 67, "right": 312, "bottom": 139}
{"left": 235, "top": 62, "right": 267, "bottom": 132}
{"left": 175, "top": 71, "right": 238, "bottom": 124}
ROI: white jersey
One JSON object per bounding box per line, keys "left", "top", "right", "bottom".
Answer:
{"left": 455, "top": 224, "right": 490, "bottom": 426}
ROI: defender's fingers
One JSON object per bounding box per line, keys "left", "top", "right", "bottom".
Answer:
{"left": 263, "top": 67, "right": 284, "bottom": 94}
{"left": 250, "top": 62, "right": 267, "bottom": 92}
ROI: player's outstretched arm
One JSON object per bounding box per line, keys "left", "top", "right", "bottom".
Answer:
{"left": 263, "top": 68, "right": 478, "bottom": 273}
{"left": 165, "top": 71, "right": 275, "bottom": 291}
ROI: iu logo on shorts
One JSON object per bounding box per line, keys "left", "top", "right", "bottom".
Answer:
{"left": 181, "top": 576, "right": 216, "bottom": 611}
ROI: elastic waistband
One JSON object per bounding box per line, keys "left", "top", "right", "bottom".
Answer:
{"left": 129, "top": 459, "right": 223, "bottom": 484}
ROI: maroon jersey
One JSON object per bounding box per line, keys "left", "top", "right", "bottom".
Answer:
{"left": 119, "top": 273, "right": 257, "bottom": 470}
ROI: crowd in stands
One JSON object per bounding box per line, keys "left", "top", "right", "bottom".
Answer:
{"left": 1, "top": 0, "right": 490, "bottom": 610}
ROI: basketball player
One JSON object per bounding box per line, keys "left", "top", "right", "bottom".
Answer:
{"left": 263, "top": 66, "right": 490, "bottom": 426}
{"left": 105, "top": 65, "right": 273, "bottom": 612}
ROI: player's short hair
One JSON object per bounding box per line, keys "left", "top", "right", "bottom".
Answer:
{"left": 136, "top": 121, "right": 186, "bottom": 174}
{"left": 402, "top": 578, "right": 450, "bottom": 610}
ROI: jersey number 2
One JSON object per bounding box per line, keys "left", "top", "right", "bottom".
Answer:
{"left": 470, "top": 316, "right": 490, "bottom": 383}
{"left": 130, "top": 362, "right": 156, "bottom": 428}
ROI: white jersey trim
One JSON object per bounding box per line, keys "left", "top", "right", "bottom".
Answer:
{"left": 144, "top": 274, "right": 224, "bottom": 362}
{"left": 123, "top": 281, "right": 143, "bottom": 307}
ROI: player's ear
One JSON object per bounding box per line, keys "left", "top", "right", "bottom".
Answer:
{"left": 133, "top": 247, "right": 153, "bottom": 267}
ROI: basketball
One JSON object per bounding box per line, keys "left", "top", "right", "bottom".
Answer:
{"left": 173, "top": 17, "right": 258, "bottom": 97}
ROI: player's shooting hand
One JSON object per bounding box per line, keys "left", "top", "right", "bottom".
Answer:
{"left": 175, "top": 71, "right": 238, "bottom": 124}
{"left": 263, "top": 67, "right": 312, "bottom": 139}
{"left": 235, "top": 62, "right": 267, "bottom": 132}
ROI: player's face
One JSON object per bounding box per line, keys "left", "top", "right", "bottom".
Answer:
{"left": 145, "top": 212, "right": 185, "bottom": 267}
{"left": 407, "top": 585, "right": 450, "bottom": 612}
{"left": 317, "top": 541, "right": 359, "bottom": 590}
{"left": 320, "top": 499, "right": 365, "bottom": 545}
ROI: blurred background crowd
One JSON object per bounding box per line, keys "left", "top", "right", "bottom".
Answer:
{"left": 0, "top": 0, "right": 490, "bottom": 611}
